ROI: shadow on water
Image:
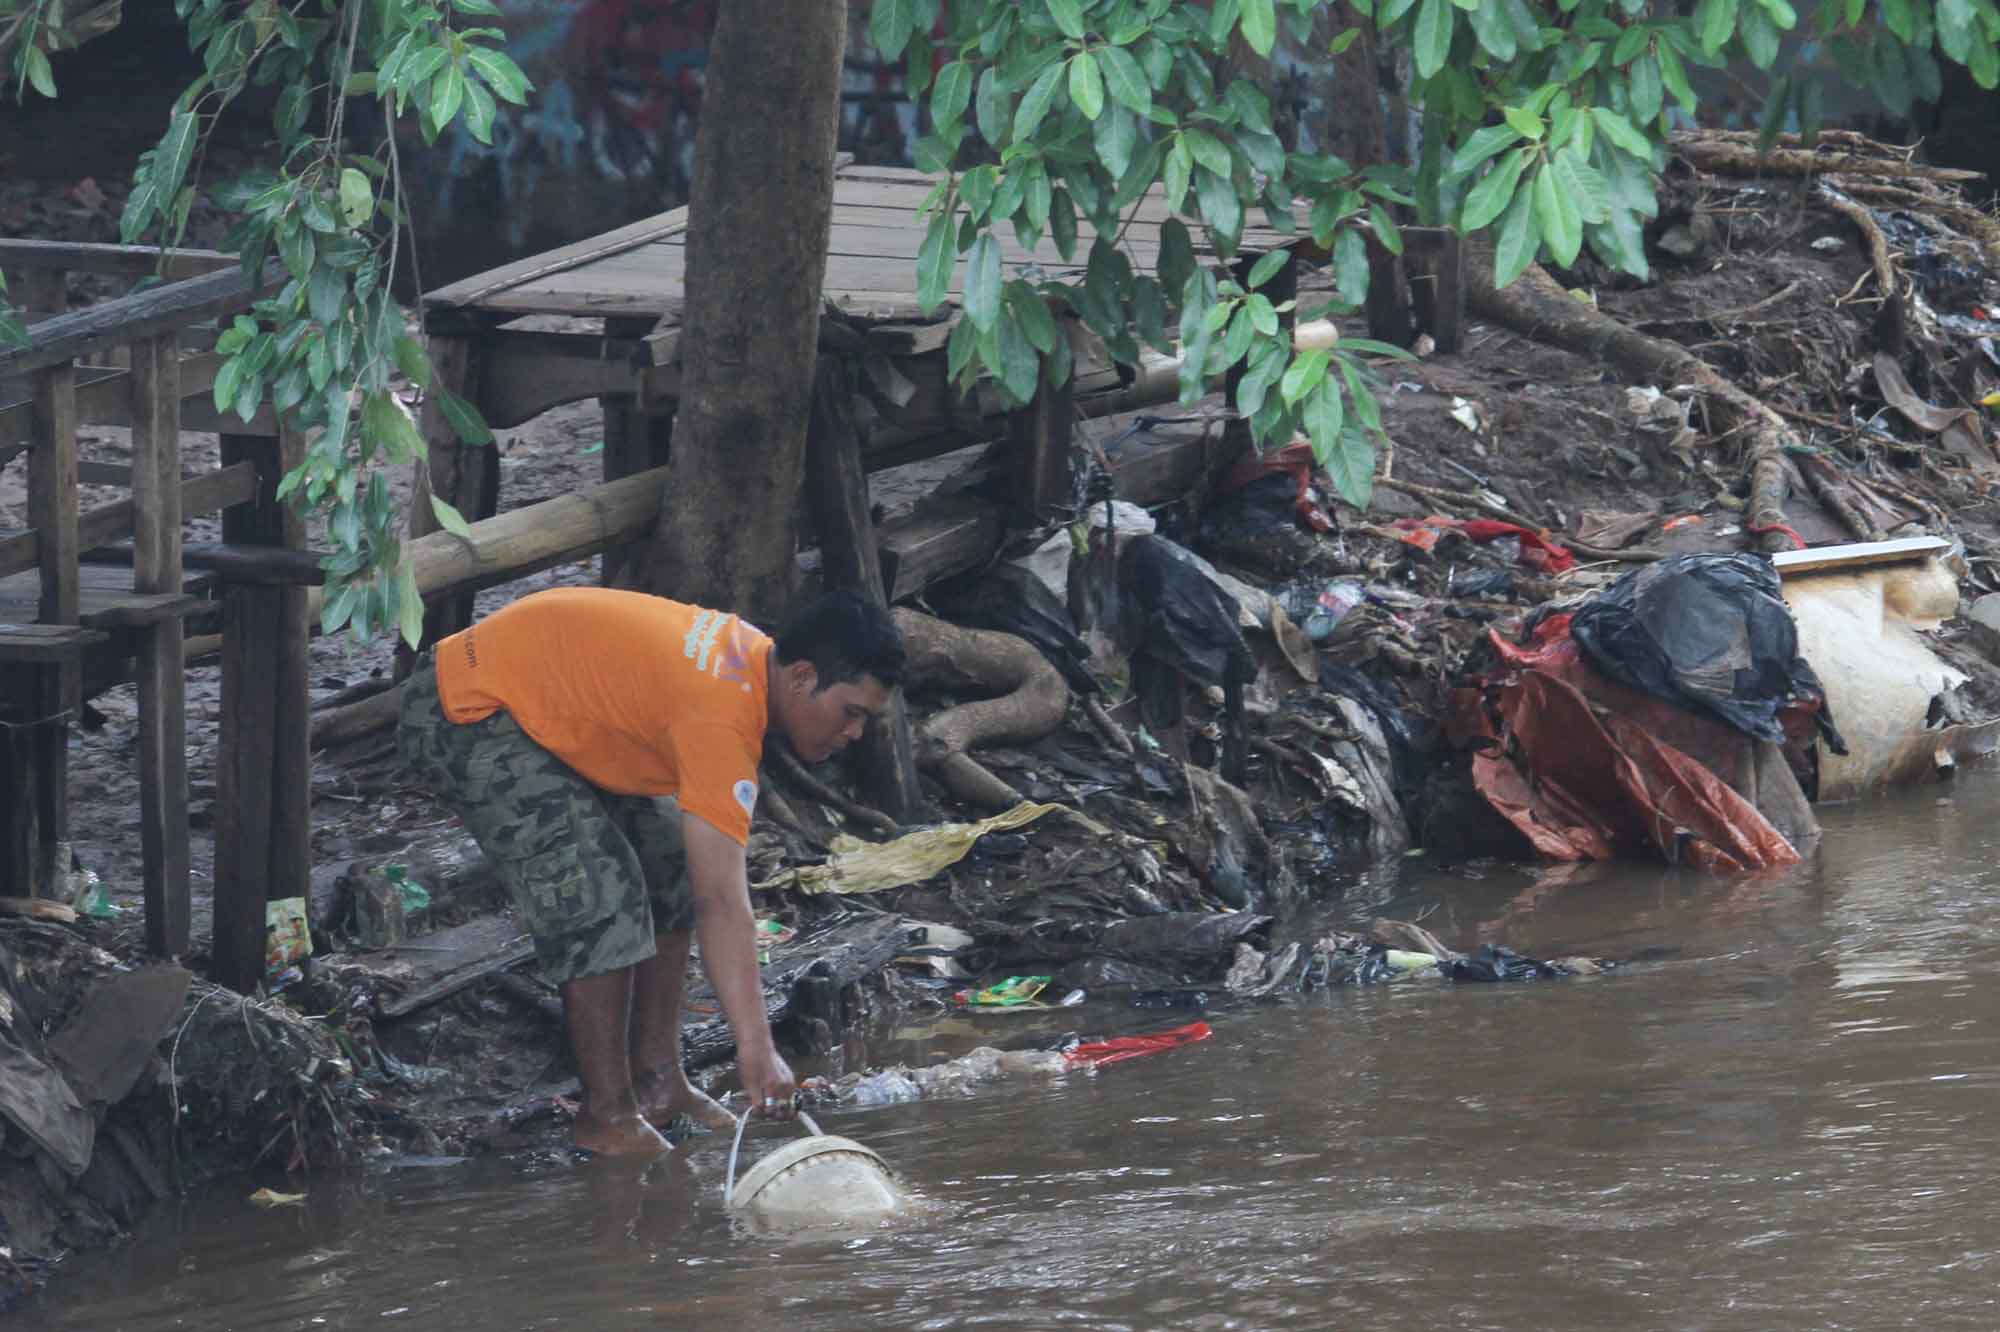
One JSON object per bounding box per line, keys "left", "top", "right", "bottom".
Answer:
{"left": 29, "top": 774, "right": 2000, "bottom": 1330}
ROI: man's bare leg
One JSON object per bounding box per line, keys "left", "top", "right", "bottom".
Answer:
{"left": 561, "top": 968, "right": 669, "bottom": 1154}
{"left": 630, "top": 930, "right": 736, "bottom": 1131}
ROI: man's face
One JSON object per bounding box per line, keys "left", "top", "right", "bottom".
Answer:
{"left": 784, "top": 669, "right": 891, "bottom": 762}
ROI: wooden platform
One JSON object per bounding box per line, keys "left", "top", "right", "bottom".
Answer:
{"left": 426, "top": 163, "right": 1300, "bottom": 324}
{"left": 0, "top": 563, "right": 212, "bottom": 630}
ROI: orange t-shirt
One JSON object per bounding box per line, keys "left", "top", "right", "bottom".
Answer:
{"left": 434, "top": 587, "right": 771, "bottom": 845}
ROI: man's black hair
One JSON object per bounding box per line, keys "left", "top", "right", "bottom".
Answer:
{"left": 774, "top": 588, "right": 905, "bottom": 691}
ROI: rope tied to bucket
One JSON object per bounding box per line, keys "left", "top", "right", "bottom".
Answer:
{"left": 724, "top": 1107, "right": 824, "bottom": 1209}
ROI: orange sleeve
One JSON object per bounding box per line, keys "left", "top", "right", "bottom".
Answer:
{"left": 670, "top": 718, "right": 762, "bottom": 845}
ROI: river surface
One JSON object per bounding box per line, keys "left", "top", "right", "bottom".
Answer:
{"left": 23, "top": 772, "right": 2000, "bottom": 1331}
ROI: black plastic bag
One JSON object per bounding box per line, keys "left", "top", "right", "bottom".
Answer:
{"left": 1568, "top": 553, "right": 1846, "bottom": 752}
{"left": 933, "top": 563, "right": 1098, "bottom": 695}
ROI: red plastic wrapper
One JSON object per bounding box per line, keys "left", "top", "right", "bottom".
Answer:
{"left": 1063, "top": 1020, "right": 1213, "bottom": 1068}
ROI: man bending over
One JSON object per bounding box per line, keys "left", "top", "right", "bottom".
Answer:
{"left": 399, "top": 586, "right": 903, "bottom": 1154}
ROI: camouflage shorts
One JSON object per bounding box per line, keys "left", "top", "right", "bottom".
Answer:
{"left": 397, "top": 657, "right": 694, "bottom": 985}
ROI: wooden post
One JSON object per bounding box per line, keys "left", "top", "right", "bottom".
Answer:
{"left": 1008, "top": 321, "right": 1075, "bottom": 519}
{"left": 600, "top": 316, "right": 673, "bottom": 588}
{"left": 802, "top": 357, "right": 922, "bottom": 824}
{"left": 213, "top": 432, "right": 310, "bottom": 992}
{"left": 25, "top": 364, "right": 79, "bottom": 894}
{"left": 19, "top": 268, "right": 65, "bottom": 320}
{"left": 131, "top": 333, "right": 190, "bottom": 955}
{"left": 1363, "top": 232, "right": 1414, "bottom": 348}
{"left": 1405, "top": 227, "right": 1465, "bottom": 354}
{"left": 408, "top": 335, "right": 497, "bottom": 655}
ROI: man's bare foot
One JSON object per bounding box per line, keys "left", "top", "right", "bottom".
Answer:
{"left": 635, "top": 1068, "right": 737, "bottom": 1133}
{"left": 573, "top": 1109, "right": 670, "bottom": 1156}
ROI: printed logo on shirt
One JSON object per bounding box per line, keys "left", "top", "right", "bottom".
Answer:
{"left": 683, "top": 610, "right": 728, "bottom": 673}
{"left": 715, "top": 619, "right": 755, "bottom": 691}
{"left": 733, "top": 779, "right": 757, "bottom": 817}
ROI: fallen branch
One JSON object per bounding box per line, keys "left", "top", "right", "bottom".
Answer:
{"left": 1824, "top": 174, "right": 2000, "bottom": 265}
{"left": 1463, "top": 246, "right": 1805, "bottom": 554}
{"left": 1673, "top": 133, "right": 1986, "bottom": 184}
{"left": 892, "top": 609, "right": 1070, "bottom": 811}
{"left": 310, "top": 681, "right": 405, "bottom": 750}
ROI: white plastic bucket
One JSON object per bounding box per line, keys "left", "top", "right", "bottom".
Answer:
{"left": 724, "top": 1111, "right": 907, "bottom": 1233}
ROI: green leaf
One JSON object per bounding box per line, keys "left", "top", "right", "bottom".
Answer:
{"left": 976, "top": 68, "right": 1011, "bottom": 146}
{"left": 429, "top": 494, "right": 473, "bottom": 538}
{"left": 465, "top": 46, "right": 532, "bottom": 104}
{"left": 1461, "top": 145, "right": 1529, "bottom": 230}
{"left": 212, "top": 356, "right": 245, "bottom": 417}
{"left": 995, "top": 310, "right": 1041, "bottom": 404}
{"left": 1047, "top": 0, "right": 1087, "bottom": 40}
{"left": 1092, "top": 102, "right": 1136, "bottom": 178}
{"left": 1696, "top": 0, "right": 1738, "bottom": 52}
{"left": 965, "top": 233, "right": 1003, "bottom": 331}
{"left": 962, "top": 165, "right": 997, "bottom": 219}
{"left": 1241, "top": 0, "right": 1277, "bottom": 55}
{"left": 363, "top": 390, "right": 425, "bottom": 464}
{"left": 1163, "top": 137, "right": 1192, "bottom": 213}
{"left": 1552, "top": 147, "right": 1611, "bottom": 225}
{"left": 918, "top": 210, "right": 957, "bottom": 311}
{"left": 1280, "top": 349, "right": 1330, "bottom": 407}
{"left": 947, "top": 316, "right": 978, "bottom": 381}
{"left": 396, "top": 565, "right": 425, "bottom": 649}
{"left": 394, "top": 335, "right": 433, "bottom": 388}
{"left": 1322, "top": 427, "right": 1374, "bottom": 509}
{"left": 871, "top": 0, "right": 916, "bottom": 59}
{"left": 1183, "top": 128, "right": 1233, "bottom": 177}
{"left": 1013, "top": 60, "right": 1066, "bottom": 141}
{"left": 337, "top": 168, "right": 374, "bottom": 228}
{"left": 1009, "top": 282, "right": 1060, "bottom": 353}
{"left": 24, "top": 46, "right": 57, "bottom": 98}
{"left": 1629, "top": 52, "right": 1664, "bottom": 124}
{"left": 1196, "top": 167, "right": 1243, "bottom": 247}
{"left": 1050, "top": 187, "right": 1078, "bottom": 262}
{"left": 155, "top": 109, "right": 198, "bottom": 217}
{"left": 1096, "top": 42, "right": 1151, "bottom": 115}
{"left": 932, "top": 60, "right": 973, "bottom": 131}
{"left": 1222, "top": 304, "right": 1256, "bottom": 365}
{"left": 1590, "top": 107, "right": 1652, "bottom": 157}
{"left": 1880, "top": 0, "right": 1915, "bottom": 42}
{"left": 1413, "top": 0, "right": 1454, "bottom": 79}
{"left": 1246, "top": 249, "right": 1290, "bottom": 290}
{"left": 1246, "top": 291, "right": 1279, "bottom": 335}
{"left": 1449, "top": 124, "right": 1524, "bottom": 178}
{"left": 430, "top": 60, "right": 466, "bottom": 128}
{"left": 308, "top": 265, "right": 345, "bottom": 327}
{"left": 1023, "top": 160, "right": 1053, "bottom": 237}
{"left": 279, "top": 224, "right": 316, "bottom": 280}
{"left": 1369, "top": 202, "right": 1403, "bottom": 255}
{"left": 1333, "top": 228, "right": 1369, "bottom": 305}
{"left": 1303, "top": 377, "right": 1352, "bottom": 490}
{"left": 1532, "top": 164, "right": 1582, "bottom": 267}
{"left": 1502, "top": 106, "right": 1543, "bottom": 141}
{"left": 1210, "top": 0, "right": 1243, "bottom": 44}
{"left": 1158, "top": 218, "right": 1197, "bottom": 301}
{"left": 1068, "top": 51, "right": 1104, "bottom": 120}
{"left": 435, "top": 386, "right": 492, "bottom": 445}
{"left": 1492, "top": 176, "right": 1539, "bottom": 286}
{"left": 464, "top": 76, "right": 498, "bottom": 145}
{"left": 1739, "top": 3, "right": 1779, "bottom": 67}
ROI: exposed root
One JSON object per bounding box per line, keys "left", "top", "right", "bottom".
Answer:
{"left": 1817, "top": 181, "right": 1905, "bottom": 353}
{"left": 892, "top": 609, "right": 1071, "bottom": 810}
{"left": 1672, "top": 132, "right": 1986, "bottom": 184}
{"left": 1081, "top": 695, "right": 1134, "bottom": 755}
{"left": 767, "top": 743, "right": 899, "bottom": 837}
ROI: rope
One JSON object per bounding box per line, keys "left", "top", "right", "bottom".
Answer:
{"left": 0, "top": 707, "right": 73, "bottom": 731}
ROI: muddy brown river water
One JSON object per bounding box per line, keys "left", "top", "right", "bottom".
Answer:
{"left": 23, "top": 772, "right": 2000, "bottom": 1330}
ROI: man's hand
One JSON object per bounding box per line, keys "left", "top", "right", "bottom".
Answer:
{"left": 739, "top": 1043, "right": 798, "bottom": 1121}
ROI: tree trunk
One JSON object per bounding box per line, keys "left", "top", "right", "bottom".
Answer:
{"left": 634, "top": 0, "right": 846, "bottom": 623}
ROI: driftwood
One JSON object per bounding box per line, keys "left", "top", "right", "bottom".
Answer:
{"left": 1672, "top": 133, "right": 1986, "bottom": 184}
{"left": 1464, "top": 247, "right": 1804, "bottom": 554}
{"left": 891, "top": 608, "right": 1071, "bottom": 810}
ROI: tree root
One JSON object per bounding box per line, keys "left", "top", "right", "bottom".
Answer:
{"left": 1818, "top": 181, "right": 1905, "bottom": 353}
{"left": 1463, "top": 246, "right": 1807, "bottom": 554}
{"left": 766, "top": 743, "right": 899, "bottom": 837}
{"left": 1081, "top": 696, "right": 1134, "bottom": 755}
{"left": 1672, "top": 132, "right": 1986, "bottom": 184}
{"left": 892, "top": 608, "right": 1071, "bottom": 811}
{"left": 1823, "top": 174, "right": 2000, "bottom": 268}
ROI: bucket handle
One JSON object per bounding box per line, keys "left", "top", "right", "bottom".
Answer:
{"left": 724, "top": 1107, "right": 825, "bottom": 1209}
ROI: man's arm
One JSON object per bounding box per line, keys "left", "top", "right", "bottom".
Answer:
{"left": 681, "top": 811, "right": 797, "bottom": 1116}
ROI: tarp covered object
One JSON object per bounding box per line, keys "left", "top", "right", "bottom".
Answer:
{"left": 1568, "top": 553, "right": 1845, "bottom": 752}
{"left": 1464, "top": 667, "right": 1800, "bottom": 872}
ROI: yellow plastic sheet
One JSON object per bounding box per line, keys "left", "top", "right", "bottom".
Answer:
{"left": 759, "top": 802, "right": 1100, "bottom": 896}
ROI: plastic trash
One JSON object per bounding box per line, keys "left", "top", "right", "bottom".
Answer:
{"left": 932, "top": 563, "right": 1099, "bottom": 695}
{"left": 1303, "top": 579, "right": 1366, "bottom": 640}
{"left": 724, "top": 1111, "right": 908, "bottom": 1234}
{"left": 1383, "top": 949, "right": 1439, "bottom": 974}
{"left": 264, "top": 897, "right": 313, "bottom": 982}
{"left": 1062, "top": 1019, "right": 1213, "bottom": 1068}
{"left": 1130, "top": 988, "right": 1209, "bottom": 1010}
{"left": 1567, "top": 553, "right": 1846, "bottom": 751}
{"left": 847, "top": 1071, "right": 922, "bottom": 1106}
{"left": 956, "top": 975, "right": 1050, "bottom": 1008}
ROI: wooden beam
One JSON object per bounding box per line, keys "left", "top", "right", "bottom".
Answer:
{"left": 0, "top": 263, "right": 272, "bottom": 376}
{"left": 804, "top": 357, "right": 921, "bottom": 823}
{"left": 0, "top": 239, "right": 234, "bottom": 280}
{"left": 1008, "top": 335, "right": 1075, "bottom": 518}
{"left": 599, "top": 317, "right": 672, "bottom": 588}
{"left": 130, "top": 332, "right": 189, "bottom": 957}
{"left": 406, "top": 467, "right": 667, "bottom": 600}
{"left": 0, "top": 462, "right": 258, "bottom": 582}
{"left": 1404, "top": 227, "right": 1464, "bottom": 354}
{"left": 83, "top": 541, "right": 325, "bottom": 585}
{"left": 28, "top": 365, "right": 79, "bottom": 626}
{"left": 407, "top": 336, "right": 494, "bottom": 655}
{"left": 476, "top": 329, "right": 647, "bottom": 429}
